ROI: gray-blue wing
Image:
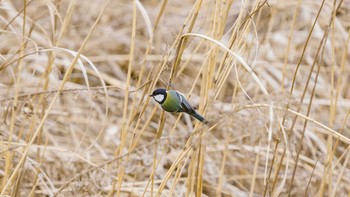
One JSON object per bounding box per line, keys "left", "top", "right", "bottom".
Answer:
{"left": 178, "top": 93, "right": 196, "bottom": 115}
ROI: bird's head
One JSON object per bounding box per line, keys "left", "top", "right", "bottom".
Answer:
{"left": 150, "top": 88, "right": 167, "bottom": 104}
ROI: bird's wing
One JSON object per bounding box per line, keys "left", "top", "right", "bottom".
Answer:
{"left": 176, "top": 92, "right": 196, "bottom": 114}
{"left": 173, "top": 91, "right": 184, "bottom": 112}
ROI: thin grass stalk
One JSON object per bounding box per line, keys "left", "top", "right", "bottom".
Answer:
{"left": 169, "top": 157, "right": 188, "bottom": 196}
{"left": 170, "top": 0, "right": 203, "bottom": 83}
{"left": 288, "top": 40, "right": 326, "bottom": 197}
{"left": 249, "top": 141, "right": 261, "bottom": 197}
{"left": 331, "top": 149, "right": 350, "bottom": 196}
{"left": 157, "top": 146, "right": 193, "bottom": 196}
{"left": 215, "top": 139, "right": 228, "bottom": 197}
{"left": 331, "top": 27, "right": 350, "bottom": 154}
{"left": 263, "top": 139, "right": 279, "bottom": 196}
{"left": 2, "top": 0, "right": 28, "bottom": 194}
{"left": 112, "top": 0, "right": 137, "bottom": 195}
{"left": 195, "top": 142, "right": 204, "bottom": 197}
{"left": 281, "top": 0, "right": 301, "bottom": 91}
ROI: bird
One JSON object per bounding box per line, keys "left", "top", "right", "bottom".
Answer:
{"left": 150, "top": 88, "right": 209, "bottom": 124}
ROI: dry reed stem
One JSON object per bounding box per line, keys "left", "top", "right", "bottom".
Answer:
{"left": 1, "top": 0, "right": 350, "bottom": 196}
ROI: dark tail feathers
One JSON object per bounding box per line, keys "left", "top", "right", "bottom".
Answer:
{"left": 193, "top": 112, "right": 209, "bottom": 125}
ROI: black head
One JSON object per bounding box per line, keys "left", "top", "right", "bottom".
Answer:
{"left": 150, "top": 88, "right": 167, "bottom": 104}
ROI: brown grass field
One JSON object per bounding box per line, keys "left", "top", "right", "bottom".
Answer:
{"left": 1, "top": 0, "right": 350, "bottom": 196}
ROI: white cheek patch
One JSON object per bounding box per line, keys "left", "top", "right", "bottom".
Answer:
{"left": 154, "top": 94, "right": 164, "bottom": 102}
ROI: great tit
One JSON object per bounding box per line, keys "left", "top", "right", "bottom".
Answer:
{"left": 150, "top": 88, "right": 209, "bottom": 124}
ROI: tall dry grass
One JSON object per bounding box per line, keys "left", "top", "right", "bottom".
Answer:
{"left": 0, "top": 0, "right": 350, "bottom": 196}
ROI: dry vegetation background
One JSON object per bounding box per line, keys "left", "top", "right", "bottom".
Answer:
{"left": 0, "top": 0, "right": 350, "bottom": 196}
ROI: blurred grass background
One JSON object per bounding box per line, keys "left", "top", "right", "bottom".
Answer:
{"left": 1, "top": 0, "right": 350, "bottom": 196}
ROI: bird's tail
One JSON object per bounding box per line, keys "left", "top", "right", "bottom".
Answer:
{"left": 193, "top": 112, "right": 209, "bottom": 125}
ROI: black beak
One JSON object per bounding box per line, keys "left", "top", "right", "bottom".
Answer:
{"left": 149, "top": 94, "right": 153, "bottom": 97}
